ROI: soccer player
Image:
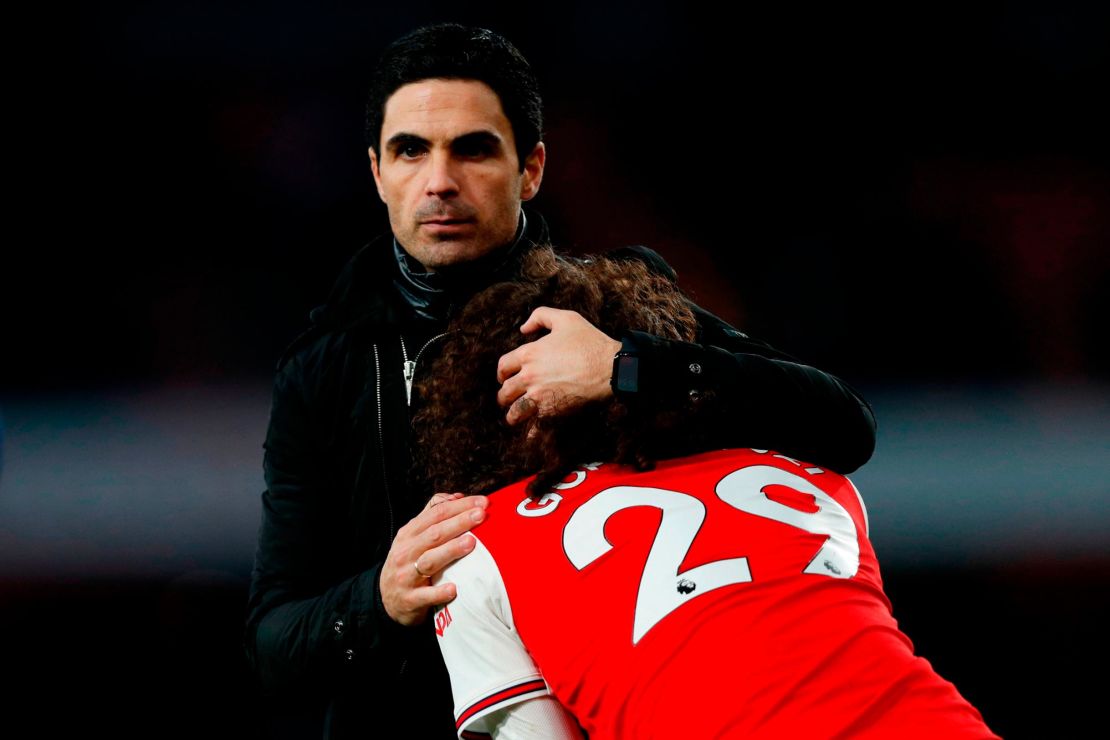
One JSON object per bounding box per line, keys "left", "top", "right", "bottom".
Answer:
{"left": 415, "top": 246, "right": 999, "bottom": 739}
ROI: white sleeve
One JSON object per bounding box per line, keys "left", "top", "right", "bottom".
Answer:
{"left": 483, "top": 696, "right": 585, "bottom": 740}
{"left": 434, "top": 537, "right": 579, "bottom": 739}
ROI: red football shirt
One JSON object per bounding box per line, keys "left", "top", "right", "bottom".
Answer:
{"left": 435, "top": 448, "right": 997, "bottom": 739}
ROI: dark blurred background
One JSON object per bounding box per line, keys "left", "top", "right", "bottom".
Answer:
{"left": 2, "top": 2, "right": 1107, "bottom": 737}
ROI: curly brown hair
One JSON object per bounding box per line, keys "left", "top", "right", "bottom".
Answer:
{"left": 413, "top": 245, "right": 702, "bottom": 498}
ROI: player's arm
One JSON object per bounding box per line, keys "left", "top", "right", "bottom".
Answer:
{"left": 481, "top": 697, "right": 585, "bottom": 740}
{"left": 434, "top": 538, "right": 583, "bottom": 740}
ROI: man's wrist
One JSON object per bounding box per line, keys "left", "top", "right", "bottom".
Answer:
{"left": 611, "top": 335, "right": 641, "bottom": 395}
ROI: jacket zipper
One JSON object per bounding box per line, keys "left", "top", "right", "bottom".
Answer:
{"left": 400, "top": 332, "right": 450, "bottom": 406}
{"left": 371, "top": 343, "right": 395, "bottom": 540}
{"left": 390, "top": 333, "right": 448, "bottom": 680}
{"left": 374, "top": 342, "right": 406, "bottom": 680}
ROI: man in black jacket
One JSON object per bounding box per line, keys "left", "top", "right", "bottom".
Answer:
{"left": 245, "top": 22, "right": 876, "bottom": 739}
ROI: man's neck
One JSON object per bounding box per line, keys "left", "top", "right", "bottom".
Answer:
{"left": 392, "top": 208, "right": 532, "bottom": 322}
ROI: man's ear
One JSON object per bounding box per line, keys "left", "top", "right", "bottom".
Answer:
{"left": 520, "top": 141, "right": 546, "bottom": 201}
{"left": 368, "top": 147, "right": 386, "bottom": 203}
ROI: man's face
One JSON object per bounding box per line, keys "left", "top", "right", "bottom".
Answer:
{"left": 369, "top": 78, "right": 545, "bottom": 271}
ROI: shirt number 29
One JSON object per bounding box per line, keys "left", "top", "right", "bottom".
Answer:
{"left": 562, "top": 462, "right": 863, "bottom": 643}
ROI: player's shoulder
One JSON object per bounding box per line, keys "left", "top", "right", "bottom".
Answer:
{"left": 438, "top": 532, "right": 499, "bottom": 594}
{"left": 479, "top": 463, "right": 616, "bottom": 536}
{"left": 658, "top": 448, "right": 851, "bottom": 477}
{"left": 478, "top": 451, "right": 856, "bottom": 522}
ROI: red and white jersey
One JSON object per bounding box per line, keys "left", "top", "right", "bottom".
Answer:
{"left": 434, "top": 448, "right": 997, "bottom": 739}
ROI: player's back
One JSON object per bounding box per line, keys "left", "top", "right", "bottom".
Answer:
{"left": 438, "top": 448, "right": 996, "bottom": 739}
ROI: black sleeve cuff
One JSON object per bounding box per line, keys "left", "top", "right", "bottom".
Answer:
{"left": 621, "top": 330, "right": 732, "bottom": 403}
{"left": 327, "top": 562, "right": 414, "bottom": 671}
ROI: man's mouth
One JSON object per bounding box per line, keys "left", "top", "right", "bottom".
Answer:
{"left": 420, "top": 218, "right": 475, "bottom": 234}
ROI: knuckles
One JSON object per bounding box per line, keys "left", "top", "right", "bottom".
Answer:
{"left": 426, "top": 523, "right": 444, "bottom": 545}
{"left": 513, "top": 345, "right": 533, "bottom": 364}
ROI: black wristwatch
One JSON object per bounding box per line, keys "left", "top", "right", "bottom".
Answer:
{"left": 611, "top": 337, "right": 640, "bottom": 395}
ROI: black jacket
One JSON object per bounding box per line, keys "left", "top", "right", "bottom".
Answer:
{"left": 245, "top": 210, "right": 877, "bottom": 738}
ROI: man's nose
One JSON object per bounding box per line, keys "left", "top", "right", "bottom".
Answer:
{"left": 425, "top": 151, "right": 460, "bottom": 198}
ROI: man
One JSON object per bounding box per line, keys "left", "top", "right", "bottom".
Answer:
{"left": 245, "top": 23, "right": 877, "bottom": 739}
{"left": 418, "top": 248, "right": 996, "bottom": 739}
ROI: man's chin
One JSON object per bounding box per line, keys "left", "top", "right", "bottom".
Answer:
{"left": 408, "top": 241, "right": 487, "bottom": 272}
{"left": 401, "top": 223, "right": 517, "bottom": 272}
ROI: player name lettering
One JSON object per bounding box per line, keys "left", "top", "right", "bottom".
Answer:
{"left": 435, "top": 605, "right": 453, "bottom": 637}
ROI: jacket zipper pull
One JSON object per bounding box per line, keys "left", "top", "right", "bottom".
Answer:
{"left": 403, "top": 360, "right": 416, "bottom": 406}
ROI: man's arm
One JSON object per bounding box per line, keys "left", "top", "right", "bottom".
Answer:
{"left": 494, "top": 248, "right": 875, "bottom": 475}
{"left": 244, "top": 353, "right": 485, "bottom": 695}
{"left": 620, "top": 299, "right": 877, "bottom": 475}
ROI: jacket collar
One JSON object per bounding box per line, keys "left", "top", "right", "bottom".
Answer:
{"left": 390, "top": 208, "right": 538, "bottom": 323}
{"left": 278, "top": 207, "right": 550, "bottom": 368}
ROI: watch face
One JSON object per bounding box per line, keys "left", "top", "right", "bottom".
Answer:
{"left": 615, "top": 355, "right": 639, "bottom": 393}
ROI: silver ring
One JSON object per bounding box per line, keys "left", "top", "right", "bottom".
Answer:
{"left": 413, "top": 561, "right": 430, "bottom": 579}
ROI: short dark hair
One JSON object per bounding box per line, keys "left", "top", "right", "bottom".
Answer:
{"left": 365, "top": 23, "right": 544, "bottom": 172}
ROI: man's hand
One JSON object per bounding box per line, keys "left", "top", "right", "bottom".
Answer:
{"left": 380, "top": 492, "right": 488, "bottom": 626}
{"left": 496, "top": 307, "right": 622, "bottom": 425}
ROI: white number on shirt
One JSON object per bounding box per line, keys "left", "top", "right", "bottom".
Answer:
{"left": 717, "top": 465, "right": 859, "bottom": 579}
{"left": 561, "top": 464, "right": 861, "bottom": 644}
{"left": 564, "top": 486, "right": 752, "bottom": 644}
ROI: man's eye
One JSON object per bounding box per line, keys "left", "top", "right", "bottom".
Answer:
{"left": 398, "top": 144, "right": 425, "bottom": 159}
{"left": 456, "top": 141, "right": 494, "bottom": 158}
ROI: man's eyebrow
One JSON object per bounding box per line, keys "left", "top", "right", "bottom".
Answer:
{"left": 384, "top": 130, "right": 505, "bottom": 152}
{"left": 451, "top": 131, "right": 504, "bottom": 149}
